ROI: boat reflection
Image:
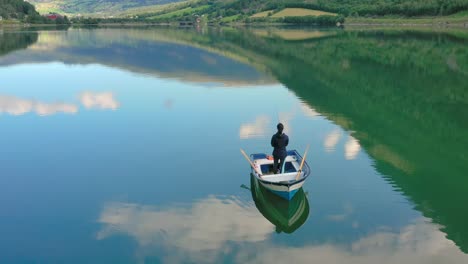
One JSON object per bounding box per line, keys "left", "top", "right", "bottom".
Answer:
{"left": 250, "top": 174, "right": 310, "bottom": 234}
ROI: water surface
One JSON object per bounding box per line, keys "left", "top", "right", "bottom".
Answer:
{"left": 0, "top": 27, "right": 467, "bottom": 263}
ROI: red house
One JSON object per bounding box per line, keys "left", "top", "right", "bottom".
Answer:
{"left": 46, "top": 14, "right": 62, "bottom": 20}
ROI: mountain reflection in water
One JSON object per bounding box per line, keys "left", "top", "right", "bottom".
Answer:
{"left": 0, "top": 27, "right": 467, "bottom": 263}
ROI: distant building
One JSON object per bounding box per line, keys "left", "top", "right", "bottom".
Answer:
{"left": 0, "top": 16, "right": 3, "bottom": 21}
{"left": 45, "top": 13, "right": 63, "bottom": 20}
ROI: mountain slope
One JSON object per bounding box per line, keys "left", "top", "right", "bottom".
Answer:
{"left": 115, "top": 0, "right": 468, "bottom": 24}
{"left": 27, "top": 0, "right": 468, "bottom": 17}
{"left": 0, "top": 0, "right": 40, "bottom": 19}
{"left": 27, "top": 0, "right": 183, "bottom": 14}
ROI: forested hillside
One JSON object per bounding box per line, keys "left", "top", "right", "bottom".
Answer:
{"left": 316, "top": 0, "right": 468, "bottom": 16}
{"left": 0, "top": 0, "right": 41, "bottom": 20}
{"left": 206, "top": 0, "right": 468, "bottom": 17}
{"left": 0, "top": 0, "right": 71, "bottom": 23}
{"left": 112, "top": 0, "right": 468, "bottom": 25}
{"left": 27, "top": 0, "right": 184, "bottom": 14}
{"left": 25, "top": 0, "right": 468, "bottom": 17}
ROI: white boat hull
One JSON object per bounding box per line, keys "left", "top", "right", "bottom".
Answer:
{"left": 249, "top": 150, "right": 311, "bottom": 200}
{"left": 259, "top": 179, "right": 306, "bottom": 200}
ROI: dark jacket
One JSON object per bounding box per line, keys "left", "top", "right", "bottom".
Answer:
{"left": 271, "top": 132, "right": 289, "bottom": 156}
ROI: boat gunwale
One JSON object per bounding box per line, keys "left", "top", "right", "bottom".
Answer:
{"left": 250, "top": 149, "right": 311, "bottom": 187}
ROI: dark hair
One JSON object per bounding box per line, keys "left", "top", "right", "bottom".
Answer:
{"left": 277, "top": 123, "right": 284, "bottom": 132}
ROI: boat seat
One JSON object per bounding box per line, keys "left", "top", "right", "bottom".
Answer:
{"left": 261, "top": 161, "right": 297, "bottom": 174}
{"left": 261, "top": 164, "right": 275, "bottom": 174}
{"left": 283, "top": 162, "right": 297, "bottom": 173}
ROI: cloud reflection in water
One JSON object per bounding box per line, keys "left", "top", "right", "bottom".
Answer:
{"left": 0, "top": 92, "right": 120, "bottom": 117}
{"left": 300, "top": 102, "right": 320, "bottom": 118}
{"left": 324, "top": 130, "right": 341, "bottom": 153}
{"left": 97, "top": 196, "right": 273, "bottom": 252}
{"left": 0, "top": 95, "right": 78, "bottom": 116}
{"left": 239, "top": 219, "right": 467, "bottom": 264}
{"left": 79, "top": 91, "right": 120, "bottom": 110}
{"left": 96, "top": 197, "right": 468, "bottom": 264}
{"left": 345, "top": 135, "right": 361, "bottom": 160}
{"left": 239, "top": 116, "right": 271, "bottom": 139}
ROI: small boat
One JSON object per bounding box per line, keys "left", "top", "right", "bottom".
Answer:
{"left": 249, "top": 150, "right": 311, "bottom": 200}
{"left": 250, "top": 174, "right": 310, "bottom": 233}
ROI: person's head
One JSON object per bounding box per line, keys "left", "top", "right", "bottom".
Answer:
{"left": 277, "top": 123, "right": 284, "bottom": 133}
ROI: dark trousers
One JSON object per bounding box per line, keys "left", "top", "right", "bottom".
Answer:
{"left": 273, "top": 153, "right": 287, "bottom": 174}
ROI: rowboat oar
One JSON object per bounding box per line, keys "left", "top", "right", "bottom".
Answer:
{"left": 295, "top": 145, "right": 310, "bottom": 180}
{"left": 240, "top": 149, "right": 263, "bottom": 176}
{"left": 240, "top": 184, "right": 251, "bottom": 191}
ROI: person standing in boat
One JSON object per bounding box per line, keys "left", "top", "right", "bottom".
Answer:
{"left": 271, "top": 123, "right": 289, "bottom": 174}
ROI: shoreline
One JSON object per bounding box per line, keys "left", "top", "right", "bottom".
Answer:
{"left": 344, "top": 16, "right": 468, "bottom": 28}
{"left": 344, "top": 23, "right": 468, "bottom": 28}
{"left": 2, "top": 19, "right": 468, "bottom": 29}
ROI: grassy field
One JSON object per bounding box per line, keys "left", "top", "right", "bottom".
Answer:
{"left": 346, "top": 15, "right": 468, "bottom": 25}
{"left": 272, "top": 8, "right": 337, "bottom": 17}
{"left": 32, "top": 1, "right": 62, "bottom": 14}
{"left": 251, "top": 10, "right": 273, "bottom": 18}
{"left": 345, "top": 9, "right": 468, "bottom": 25}
{"left": 149, "top": 5, "right": 210, "bottom": 19}
{"left": 221, "top": 15, "right": 241, "bottom": 23}
{"left": 252, "top": 8, "right": 337, "bottom": 18}
{"left": 448, "top": 10, "right": 468, "bottom": 18}
{"left": 0, "top": 19, "right": 21, "bottom": 25}
{"left": 118, "top": 1, "right": 194, "bottom": 17}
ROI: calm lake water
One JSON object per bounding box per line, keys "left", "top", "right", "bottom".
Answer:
{"left": 0, "top": 26, "right": 467, "bottom": 263}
